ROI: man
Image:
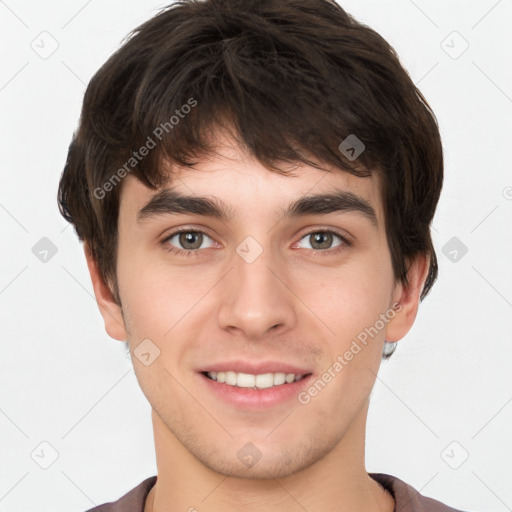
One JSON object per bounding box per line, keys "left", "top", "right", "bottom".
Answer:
{"left": 58, "top": 0, "right": 466, "bottom": 510}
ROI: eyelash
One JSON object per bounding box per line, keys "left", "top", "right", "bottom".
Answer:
{"left": 160, "top": 228, "right": 352, "bottom": 258}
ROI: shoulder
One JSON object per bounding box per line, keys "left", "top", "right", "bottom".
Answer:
{"left": 369, "top": 472, "right": 469, "bottom": 512}
{"left": 84, "top": 476, "right": 157, "bottom": 512}
{"left": 83, "top": 473, "right": 470, "bottom": 512}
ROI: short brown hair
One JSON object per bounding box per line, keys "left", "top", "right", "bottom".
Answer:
{"left": 58, "top": 0, "right": 443, "bottom": 358}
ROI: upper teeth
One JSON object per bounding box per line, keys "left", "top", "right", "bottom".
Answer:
{"left": 207, "top": 371, "right": 303, "bottom": 389}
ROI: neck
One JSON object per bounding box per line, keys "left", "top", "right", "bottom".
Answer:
{"left": 145, "top": 402, "right": 394, "bottom": 512}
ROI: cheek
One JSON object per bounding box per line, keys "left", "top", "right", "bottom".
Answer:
{"left": 117, "top": 250, "right": 202, "bottom": 338}
{"left": 117, "top": 231, "right": 394, "bottom": 349}
{"left": 291, "top": 258, "right": 392, "bottom": 342}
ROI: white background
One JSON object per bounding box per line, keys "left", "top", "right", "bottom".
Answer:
{"left": 1, "top": 1, "right": 511, "bottom": 511}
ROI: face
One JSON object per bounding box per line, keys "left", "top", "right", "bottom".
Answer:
{"left": 90, "top": 134, "right": 425, "bottom": 480}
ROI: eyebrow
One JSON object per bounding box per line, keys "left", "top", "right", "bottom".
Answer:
{"left": 137, "top": 188, "right": 378, "bottom": 226}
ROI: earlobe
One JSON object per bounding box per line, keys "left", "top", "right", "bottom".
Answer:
{"left": 385, "top": 253, "right": 430, "bottom": 343}
{"left": 83, "top": 243, "right": 128, "bottom": 341}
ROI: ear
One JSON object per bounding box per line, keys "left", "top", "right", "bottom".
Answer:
{"left": 83, "top": 243, "right": 128, "bottom": 341}
{"left": 385, "top": 253, "right": 430, "bottom": 343}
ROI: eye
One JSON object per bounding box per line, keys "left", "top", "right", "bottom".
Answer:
{"left": 162, "top": 229, "right": 215, "bottom": 255}
{"left": 160, "top": 228, "right": 350, "bottom": 258}
{"left": 294, "top": 230, "right": 350, "bottom": 253}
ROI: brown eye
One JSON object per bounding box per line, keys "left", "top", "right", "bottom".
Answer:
{"left": 178, "top": 231, "right": 203, "bottom": 250}
{"left": 163, "top": 230, "right": 214, "bottom": 253}
{"left": 309, "top": 232, "right": 333, "bottom": 250}
{"left": 297, "top": 230, "right": 346, "bottom": 251}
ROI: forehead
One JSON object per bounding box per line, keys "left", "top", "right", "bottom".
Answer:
{"left": 119, "top": 137, "right": 383, "bottom": 226}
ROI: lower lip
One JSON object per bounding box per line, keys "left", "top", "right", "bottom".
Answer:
{"left": 199, "top": 373, "right": 313, "bottom": 410}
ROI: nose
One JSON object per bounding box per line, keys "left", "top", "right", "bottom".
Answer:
{"left": 217, "top": 240, "right": 298, "bottom": 341}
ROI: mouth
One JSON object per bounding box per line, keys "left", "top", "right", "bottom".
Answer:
{"left": 201, "top": 370, "right": 312, "bottom": 390}
{"left": 196, "top": 361, "right": 314, "bottom": 409}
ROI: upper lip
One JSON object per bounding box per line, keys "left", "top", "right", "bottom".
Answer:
{"left": 198, "top": 360, "right": 312, "bottom": 376}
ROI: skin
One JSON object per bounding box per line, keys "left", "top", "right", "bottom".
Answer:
{"left": 86, "top": 132, "right": 428, "bottom": 512}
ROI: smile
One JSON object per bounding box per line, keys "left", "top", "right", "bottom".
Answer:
{"left": 204, "top": 371, "right": 308, "bottom": 389}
